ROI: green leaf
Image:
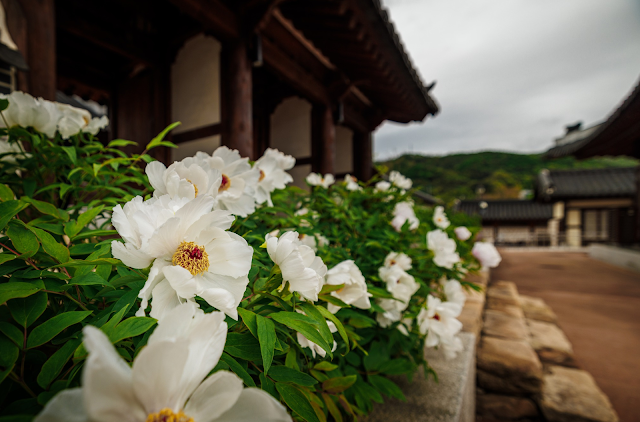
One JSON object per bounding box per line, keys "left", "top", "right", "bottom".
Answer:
{"left": 67, "top": 273, "right": 112, "bottom": 288}
{"left": 50, "top": 258, "right": 120, "bottom": 268}
{"left": 37, "top": 338, "right": 82, "bottom": 389}
{"left": 322, "top": 393, "right": 343, "bottom": 422}
{"left": 27, "top": 311, "right": 92, "bottom": 349}
{"left": 260, "top": 373, "right": 279, "bottom": 399}
{"left": 237, "top": 307, "right": 258, "bottom": 338}
{"left": 322, "top": 375, "right": 357, "bottom": 394}
{"left": 318, "top": 294, "right": 349, "bottom": 309}
{"left": 0, "top": 322, "right": 23, "bottom": 347}
{"left": 276, "top": 383, "right": 320, "bottom": 422}
{"left": 299, "top": 303, "right": 333, "bottom": 345}
{"left": 219, "top": 353, "right": 256, "bottom": 387}
{"left": 61, "top": 146, "right": 77, "bottom": 164}
{"left": 271, "top": 311, "right": 333, "bottom": 358}
{"left": 314, "top": 361, "right": 339, "bottom": 372}
{"left": 0, "top": 184, "right": 14, "bottom": 202}
{"left": 21, "top": 197, "right": 67, "bottom": 221}
{"left": 65, "top": 205, "right": 105, "bottom": 237}
{"left": 107, "top": 139, "right": 138, "bottom": 148}
{"left": 285, "top": 348, "right": 299, "bottom": 371}
{"left": 70, "top": 230, "right": 118, "bottom": 241}
{"left": 6, "top": 223, "right": 39, "bottom": 257}
{"left": 8, "top": 291, "right": 48, "bottom": 328}
{"left": 145, "top": 122, "right": 181, "bottom": 150}
{"left": 109, "top": 317, "right": 157, "bottom": 344}
{"left": 269, "top": 365, "right": 317, "bottom": 386}
{"left": 31, "top": 227, "right": 69, "bottom": 263}
{"left": 0, "top": 282, "right": 41, "bottom": 304}
{"left": 224, "top": 332, "right": 263, "bottom": 361}
{"left": 0, "top": 97, "right": 8, "bottom": 111}
{"left": 0, "top": 334, "right": 19, "bottom": 368}
{"left": 0, "top": 200, "right": 28, "bottom": 232}
{"left": 363, "top": 341, "right": 388, "bottom": 372}
{"left": 319, "top": 284, "right": 344, "bottom": 294}
{"left": 59, "top": 183, "right": 72, "bottom": 198}
{"left": 0, "top": 253, "right": 16, "bottom": 265}
{"left": 256, "top": 315, "right": 276, "bottom": 376}
{"left": 315, "top": 305, "right": 349, "bottom": 353}
{"left": 92, "top": 163, "right": 103, "bottom": 177}
{"left": 368, "top": 375, "right": 405, "bottom": 400}
{"left": 379, "top": 359, "right": 416, "bottom": 375}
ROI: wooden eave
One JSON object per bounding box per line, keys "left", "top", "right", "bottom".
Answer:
{"left": 279, "top": 0, "right": 439, "bottom": 124}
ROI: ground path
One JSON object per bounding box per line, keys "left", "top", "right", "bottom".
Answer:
{"left": 492, "top": 250, "right": 640, "bottom": 422}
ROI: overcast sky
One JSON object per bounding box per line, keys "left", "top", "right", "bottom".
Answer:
{"left": 373, "top": 0, "right": 640, "bottom": 160}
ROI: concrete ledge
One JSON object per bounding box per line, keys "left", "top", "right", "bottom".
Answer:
{"left": 589, "top": 244, "right": 640, "bottom": 273}
{"left": 364, "top": 332, "right": 476, "bottom": 422}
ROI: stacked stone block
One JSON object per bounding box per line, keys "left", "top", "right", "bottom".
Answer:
{"left": 476, "top": 281, "right": 619, "bottom": 422}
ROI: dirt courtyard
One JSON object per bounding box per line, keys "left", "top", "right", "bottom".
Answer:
{"left": 491, "top": 250, "right": 640, "bottom": 422}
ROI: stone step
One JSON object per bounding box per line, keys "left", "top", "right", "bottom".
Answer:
{"left": 520, "top": 295, "right": 558, "bottom": 323}
{"left": 538, "top": 366, "right": 619, "bottom": 422}
{"left": 482, "top": 310, "right": 529, "bottom": 341}
{"left": 476, "top": 393, "right": 541, "bottom": 421}
{"left": 526, "top": 319, "right": 577, "bottom": 368}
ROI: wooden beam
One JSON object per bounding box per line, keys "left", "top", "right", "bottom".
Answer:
{"left": 221, "top": 39, "right": 254, "bottom": 159}
{"left": 168, "top": 0, "right": 239, "bottom": 41}
{"left": 18, "top": 0, "right": 56, "bottom": 99}
{"left": 172, "top": 123, "right": 222, "bottom": 144}
{"left": 311, "top": 104, "right": 335, "bottom": 174}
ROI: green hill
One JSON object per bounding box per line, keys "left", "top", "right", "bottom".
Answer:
{"left": 379, "top": 152, "right": 638, "bottom": 205}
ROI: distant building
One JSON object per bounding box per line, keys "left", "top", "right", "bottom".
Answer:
{"left": 545, "top": 75, "right": 640, "bottom": 244}
{"left": 535, "top": 167, "right": 637, "bottom": 246}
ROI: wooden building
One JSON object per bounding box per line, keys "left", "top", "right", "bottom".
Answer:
{"left": 456, "top": 199, "right": 554, "bottom": 246}
{"left": 545, "top": 76, "right": 640, "bottom": 244}
{"left": 3, "top": 0, "right": 439, "bottom": 182}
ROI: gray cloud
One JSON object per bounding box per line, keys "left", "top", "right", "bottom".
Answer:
{"left": 374, "top": 0, "right": 640, "bottom": 160}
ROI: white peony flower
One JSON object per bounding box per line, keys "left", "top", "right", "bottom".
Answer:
{"left": 389, "top": 171, "right": 412, "bottom": 190}
{"left": 374, "top": 181, "right": 391, "bottom": 192}
{"left": 472, "top": 241, "right": 502, "bottom": 269}
{"left": 146, "top": 160, "right": 222, "bottom": 200}
{"left": 343, "top": 174, "right": 362, "bottom": 191}
{"left": 83, "top": 115, "right": 109, "bottom": 135}
{"left": 297, "top": 318, "right": 337, "bottom": 359}
{"left": 376, "top": 298, "right": 404, "bottom": 328}
{"left": 306, "top": 172, "right": 335, "bottom": 188}
{"left": 384, "top": 251, "right": 412, "bottom": 271}
{"left": 56, "top": 103, "right": 92, "bottom": 139}
{"left": 34, "top": 303, "right": 291, "bottom": 422}
{"left": 442, "top": 279, "right": 466, "bottom": 314}
{"left": 440, "top": 334, "right": 464, "bottom": 360}
{"left": 298, "top": 232, "right": 329, "bottom": 252}
{"left": 111, "top": 195, "right": 253, "bottom": 320}
{"left": 0, "top": 91, "right": 60, "bottom": 138}
{"left": 253, "top": 148, "right": 295, "bottom": 206}
{"left": 391, "top": 201, "right": 419, "bottom": 232}
{"left": 427, "top": 229, "right": 461, "bottom": 269}
{"left": 454, "top": 226, "right": 472, "bottom": 241}
{"left": 417, "top": 295, "right": 463, "bottom": 350}
{"left": 0, "top": 139, "right": 26, "bottom": 165}
{"left": 325, "top": 260, "right": 371, "bottom": 313}
{"left": 397, "top": 317, "right": 414, "bottom": 336}
{"left": 188, "top": 147, "right": 260, "bottom": 217}
{"left": 265, "top": 231, "right": 327, "bottom": 301}
{"left": 433, "top": 206, "right": 450, "bottom": 229}
{"left": 378, "top": 265, "right": 419, "bottom": 304}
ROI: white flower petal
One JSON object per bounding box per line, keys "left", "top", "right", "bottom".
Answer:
{"left": 34, "top": 388, "right": 88, "bottom": 422}
{"left": 214, "top": 388, "right": 292, "bottom": 422}
{"left": 184, "top": 371, "right": 243, "bottom": 422}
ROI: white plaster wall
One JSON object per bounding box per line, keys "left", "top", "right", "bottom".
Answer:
{"left": 171, "top": 34, "right": 221, "bottom": 134}
{"left": 270, "top": 97, "right": 312, "bottom": 158}
{"left": 171, "top": 135, "right": 221, "bottom": 162}
{"left": 335, "top": 125, "right": 353, "bottom": 174}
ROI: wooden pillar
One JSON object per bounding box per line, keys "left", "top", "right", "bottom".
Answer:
{"left": 636, "top": 164, "right": 640, "bottom": 243}
{"left": 18, "top": 0, "right": 56, "bottom": 99}
{"left": 311, "top": 104, "right": 335, "bottom": 174}
{"left": 222, "top": 39, "right": 253, "bottom": 159}
{"left": 353, "top": 131, "right": 373, "bottom": 181}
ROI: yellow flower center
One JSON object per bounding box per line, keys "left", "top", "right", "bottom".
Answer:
{"left": 259, "top": 169, "right": 266, "bottom": 182}
{"left": 172, "top": 241, "right": 209, "bottom": 276}
{"left": 219, "top": 174, "right": 231, "bottom": 192}
{"left": 146, "top": 409, "right": 193, "bottom": 422}
{"left": 186, "top": 179, "right": 198, "bottom": 197}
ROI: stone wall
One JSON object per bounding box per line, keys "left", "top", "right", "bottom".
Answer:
{"left": 476, "top": 280, "right": 619, "bottom": 422}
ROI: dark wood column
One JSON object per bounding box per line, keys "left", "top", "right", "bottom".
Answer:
{"left": 311, "top": 104, "right": 335, "bottom": 175}
{"left": 635, "top": 164, "right": 640, "bottom": 243}
{"left": 17, "top": 0, "right": 56, "bottom": 99}
{"left": 353, "top": 130, "right": 373, "bottom": 181}
{"left": 221, "top": 39, "right": 253, "bottom": 159}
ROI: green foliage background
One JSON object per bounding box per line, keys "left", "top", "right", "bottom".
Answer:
{"left": 381, "top": 152, "right": 638, "bottom": 205}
